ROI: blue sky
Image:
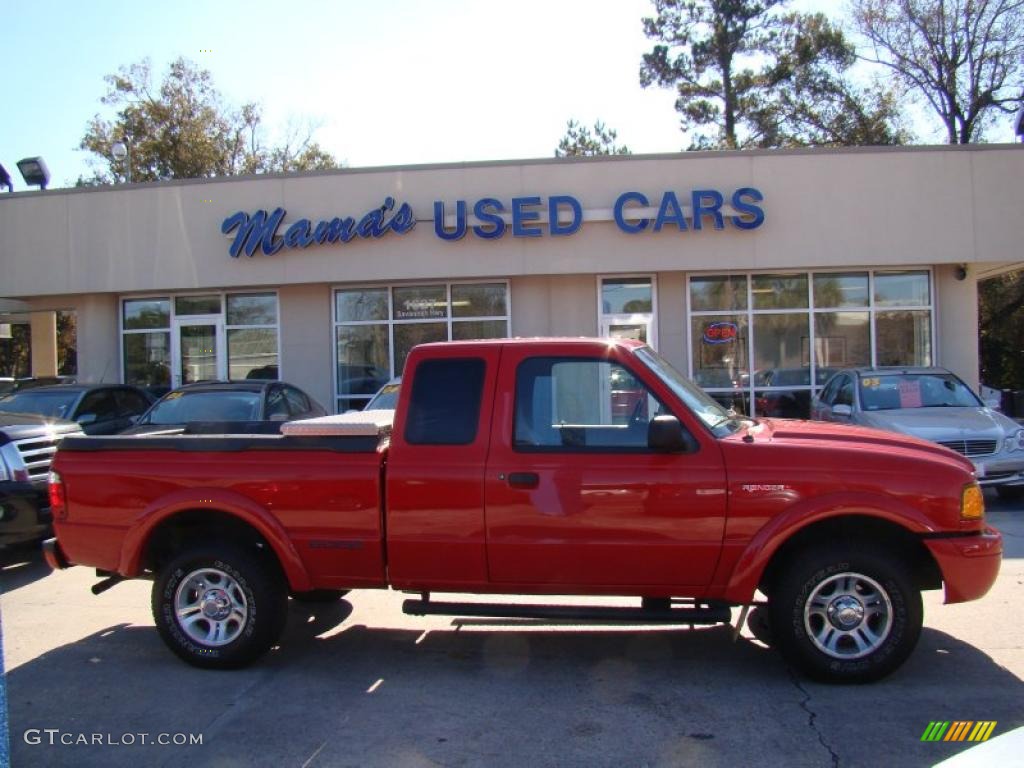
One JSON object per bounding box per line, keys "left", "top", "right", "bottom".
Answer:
{"left": 2, "top": 0, "right": 1017, "bottom": 189}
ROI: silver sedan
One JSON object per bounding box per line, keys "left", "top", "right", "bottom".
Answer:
{"left": 811, "top": 367, "right": 1024, "bottom": 500}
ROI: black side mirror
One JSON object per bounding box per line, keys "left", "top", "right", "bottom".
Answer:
{"left": 648, "top": 415, "right": 698, "bottom": 453}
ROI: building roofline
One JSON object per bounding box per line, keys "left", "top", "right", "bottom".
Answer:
{"left": 1, "top": 142, "right": 1022, "bottom": 201}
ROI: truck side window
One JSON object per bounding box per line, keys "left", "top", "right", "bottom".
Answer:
{"left": 405, "top": 358, "right": 486, "bottom": 445}
{"left": 514, "top": 357, "right": 666, "bottom": 451}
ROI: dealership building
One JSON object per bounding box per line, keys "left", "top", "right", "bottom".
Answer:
{"left": 1, "top": 144, "right": 1022, "bottom": 416}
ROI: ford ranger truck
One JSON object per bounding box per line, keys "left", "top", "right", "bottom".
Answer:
{"left": 43, "top": 339, "right": 1002, "bottom": 683}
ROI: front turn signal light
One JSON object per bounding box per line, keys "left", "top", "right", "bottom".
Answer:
{"left": 960, "top": 483, "right": 984, "bottom": 521}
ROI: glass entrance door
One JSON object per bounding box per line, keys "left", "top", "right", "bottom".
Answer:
{"left": 172, "top": 319, "right": 225, "bottom": 387}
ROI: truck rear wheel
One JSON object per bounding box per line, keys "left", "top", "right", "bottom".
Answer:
{"left": 152, "top": 543, "right": 288, "bottom": 669}
{"left": 769, "top": 546, "right": 922, "bottom": 683}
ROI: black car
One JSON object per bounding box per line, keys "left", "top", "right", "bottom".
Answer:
{"left": 125, "top": 380, "right": 327, "bottom": 434}
{"left": 0, "top": 384, "right": 154, "bottom": 435}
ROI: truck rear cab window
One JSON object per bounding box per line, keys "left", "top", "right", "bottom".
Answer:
{"left": 404, "top": 358, "right": 486, "bottom": 445}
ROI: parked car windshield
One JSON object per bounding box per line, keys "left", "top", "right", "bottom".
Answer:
{"left": 858, "top": 373, "right": 982, "bottom": 411}
{"left": 0, "top": 390, "right": 79, "bottom": 419}
{"left": 142, "top": 391, "right": 262, "bottom": 424}
{"left": 634, "top": 347, "right": 742, "bottom": 434}
{"left": 365, "top": 381, "right": 401, "bottom": 410}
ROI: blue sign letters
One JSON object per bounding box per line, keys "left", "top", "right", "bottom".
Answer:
{"left": 222, "top": 197, "right": 416, "bottom": 258}
{"left": 224, "top": 188, "right": 764, "bottom": 257}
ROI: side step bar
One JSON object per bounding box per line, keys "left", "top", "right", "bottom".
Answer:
{"left": 402, "top": 598, "right": 731, "bottom": 625}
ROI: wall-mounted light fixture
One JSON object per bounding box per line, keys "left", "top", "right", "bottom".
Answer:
{"left": 16, "top": 157, "right": 50, "bottom": 190}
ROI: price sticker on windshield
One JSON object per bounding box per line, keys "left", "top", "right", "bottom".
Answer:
{"left": 898, "top": 380, "right": 923, "bottom": 408}
{"left": 862, "top": 377, "right": 880, "bottom": 388}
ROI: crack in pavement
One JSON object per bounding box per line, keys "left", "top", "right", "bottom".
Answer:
{"left": 788, "top": 669, "right": 840, "bottom": 768}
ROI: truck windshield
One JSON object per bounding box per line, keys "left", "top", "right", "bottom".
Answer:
{"left": 634, "top": 347, "right": 745, "bottom": 435}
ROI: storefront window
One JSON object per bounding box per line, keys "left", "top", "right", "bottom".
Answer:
{"left": 874, "top": 271, "right": 930, "bottom": 307}
{"left": 813, "top": 273, "right": 868, "bottom": 308}
{"left": 225, "top": 293, "right": 278, "bottom": 380}
{"left": 123, "top": 298, "right": 170, "bottom": 330}
{"left": 334, "top": 282, "right": 510, "bottom": 411}
{"left": 122, "top": 292, "right": 278, "bottom": 387}
{"left": 123, "top": 331, "right": 171, "bottom": 387}
{"left": 690, "top": 275, "right": 747, "bottom": 311}
{"left": 174, "top": 295, "right": 221, "bottom": 316}
{"left": 688, "top": 270, "right": 932, "bottom": 417}
{"left": 876, "top": 310, "right": 932, "bottom": 366}
{"left": 227, "top": 294, "right": 278, "bottom": 325}
{"left": 751, "top": 274, "right": 808, "bottom": 310}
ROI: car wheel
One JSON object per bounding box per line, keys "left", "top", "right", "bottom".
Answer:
{"left": 152, "top": 543, "right": 288, "bottom": 669}
{"left": 768, "top": 546, "right": 922, "bottom": 683}
{"left": 291, "top": 589, "right": 350, "bottom": 603}
{"left": 995, "top": 485, "right": 1024, "bottom": 501}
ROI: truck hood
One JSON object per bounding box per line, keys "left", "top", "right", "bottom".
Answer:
{"left": 746, "top": 418, "right": 974, "bottom": 472}
{"left": 857, "top": 407, "right": 1017, "bottom": 442}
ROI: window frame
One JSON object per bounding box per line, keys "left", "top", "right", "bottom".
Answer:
{"left": 332, "top": 280, "right": 510, "bottom": 413}
{"left": 119, "top": 291, "right": 281, "bottom": 387}
{"left": 686, "top": 268, "right": 935, "bottom": 417}
{"left": 596, "top": 274, "right": 658, "bottom": 350}
{"left": 512, "top": 355, "right": 669, "bottom": 454}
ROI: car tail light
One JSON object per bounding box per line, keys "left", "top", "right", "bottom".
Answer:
{"left": 960, "top": 483, "right": 984, "bottom": 521}
{"left": 48, "top": 470, "right": 67, "bottom": 521}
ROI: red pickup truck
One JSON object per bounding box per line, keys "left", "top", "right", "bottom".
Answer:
{"left": 43, "top": 339, "right": 1001, "bottom": 683}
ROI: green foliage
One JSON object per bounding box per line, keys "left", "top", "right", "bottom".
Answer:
{"left": 555, "top": 120, "right": 632, "bottom": 157}
{"left": 639, "top": 0, "right": 908, "bottom": 148}
{"left": 852, "top": 0, "right": 1024, "bottom": 144}
{"left": 979, "top": 270, "right": 1024, "bottom": 389}
{"left": 78, "top": 57, "right": 339, "bottom": 184}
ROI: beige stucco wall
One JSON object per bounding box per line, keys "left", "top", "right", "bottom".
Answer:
{"left": 1, "top": 145, "right": 1021, "bottom": 299}
{"left": 278, "top": 283, "right": 334, "bottom": 410}
{"left": 509, "top": 275, "right": 597, "bottom": 338}
{"left": 934, "top": 264, "right": 980, "bottom": 390}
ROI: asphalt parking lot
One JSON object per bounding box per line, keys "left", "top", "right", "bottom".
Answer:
{"left": 1, "top": 492, "right": 1021, "bottom": 768}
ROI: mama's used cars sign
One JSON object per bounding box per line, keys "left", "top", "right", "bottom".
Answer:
{"left": 221, "top": 188, "right": 764, "bottom": 258}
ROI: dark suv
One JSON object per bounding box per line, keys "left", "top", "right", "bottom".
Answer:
{"left": 0, "top": 412, "right": 83, "bottom": 547}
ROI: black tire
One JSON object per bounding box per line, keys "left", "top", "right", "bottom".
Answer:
{"left": 291, "top": 589, "right": 350, "bottom": 603}
{"left": 152, "top": 543, "right": 288, "bottom": 669}
{"left": 995, "top": 485, "right": 1024, "bottom": 501}
{"left": 768, "top": 545, "right": 922, "bottom": 684}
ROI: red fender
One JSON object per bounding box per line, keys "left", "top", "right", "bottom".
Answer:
{"left": 719, "top": 491, "right": 934, "bottom": 604}
{"left": 117, "top": 487, "right": 312, "bottom": 592}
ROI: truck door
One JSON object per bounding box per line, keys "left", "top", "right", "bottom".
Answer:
{"left": 484, "top": 347, "right": 727, "bottom": 588}
{"left": 384, "top": 346, "right": 500, "bottom": 589}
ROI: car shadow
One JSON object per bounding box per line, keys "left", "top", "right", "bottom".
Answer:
{"left": 5, "top": 605, "right": 1023, "bottom": 768}
{"left": 0, "top": 544, "right": 50, "bottom": 594}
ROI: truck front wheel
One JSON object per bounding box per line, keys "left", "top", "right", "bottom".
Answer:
{"left": 152, "top": 543, "right": 288, "bottom": 669}
{"left": 769, "top": 546, "right": 922, "bottom": 683}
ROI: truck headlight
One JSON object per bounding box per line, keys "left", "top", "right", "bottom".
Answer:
{"left": 1006, "top": 429, "right": 1024, "bottom": 452}
{"left": 960, "top": 483, "right": 985, "bottom": 521}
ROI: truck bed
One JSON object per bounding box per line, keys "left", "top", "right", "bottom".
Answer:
{"left": 55, "top": 429, "right": 389, "bottom": 589}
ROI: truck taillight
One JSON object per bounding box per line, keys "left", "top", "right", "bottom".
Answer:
{"left": 960, "top": 483, "right": 984, "bottom": 521}
{"left": 48, "top": 470, "right": 67, "bottom": 521}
